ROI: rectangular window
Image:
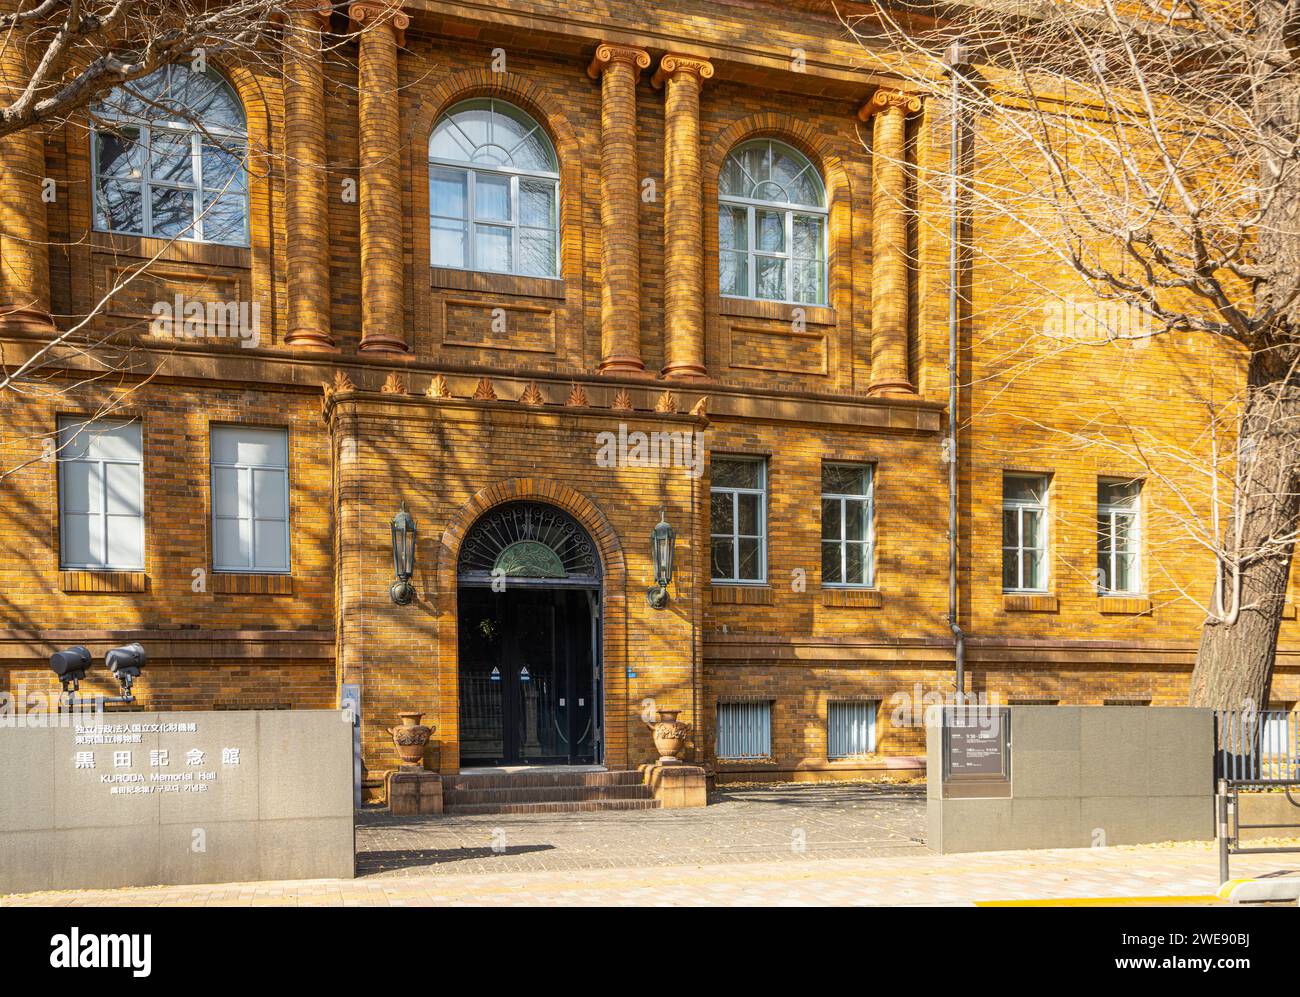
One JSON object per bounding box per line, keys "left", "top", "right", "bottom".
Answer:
{"left": 211, "top": 426, "right": 290, "bottom": 573}
{"left": 1097, "top": 478, "right": 1141, "bottom": 594}
{"left": 57, "top": 418, "right": 144, "bottom": 570}
{"left": 710, "top": 457, "right": 767, "bottom": 583}
{"left": 717, "top": 701, "right": 772, "bottom": 760}
{"left": 827, "top": 701, "right": 877, "bottom": 759}
{"left": 1002, "top": 474, "right": 1049, "bottom": 592}
{"left": 821, "top": 463, "right": 873, "bottom": 587}
{"left": 428, "top": 166, "right": 558, "bottom": 277}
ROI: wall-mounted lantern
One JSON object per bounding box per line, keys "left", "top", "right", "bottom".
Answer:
{"left": 390, "top": 502, "right": 417, "bottom": 605}
{"left": 647, "top": 510, "right": 676, "bottom": 609}
{"left": 49, "top": 643, "right": 145, "bottom": 706}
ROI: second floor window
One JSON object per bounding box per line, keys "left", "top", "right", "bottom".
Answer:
{"left": 1097, "top": 478, "right": 1141, "bottom": 594}
{"left": 211, "top": 426, "right": 290, "bottom": 573}
{"left": 821, "top": 463, "right": 873, "bottom": 587}
{"left": 57, "top": 418, "right": 144, "bottom": 571}
{"left": 1003, "top": 474, "right": 1049, "bottom": 592}
{"left": 91, "top": 64, "right": 248, "bottom": 246}
{"left": 711, "top": 457, "right": 767, "bottom": 583}
{"left": 428, "top": 98, "right": 560, "bottom": 277}
{"left": 719, "top": 138, "right": 827, "bottom": 305}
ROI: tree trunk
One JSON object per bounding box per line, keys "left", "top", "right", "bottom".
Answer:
{"left": 1189, "top": 346, "right": 1300, "bottom": 712}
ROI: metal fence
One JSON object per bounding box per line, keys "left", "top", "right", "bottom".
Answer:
{"left": 1215, "top": 709, "right": 1300, "bottom": 783}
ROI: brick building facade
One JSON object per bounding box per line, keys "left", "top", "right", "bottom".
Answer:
{"left": 0, "top": 0, "right": 1293, "bottom": 793}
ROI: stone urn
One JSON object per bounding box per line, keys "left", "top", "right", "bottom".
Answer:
{"left": 388, "top": 711, "right": 435, "bottom": 768}
{"left": 648, "top": 709, "right": 689, "bottom": 764}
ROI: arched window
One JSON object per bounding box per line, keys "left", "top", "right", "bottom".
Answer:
{"left": 428, "top": 98, "right": 559, "bottom": 277}
{"left": 90, "top": 64, "right": 248, "bottom": 247}
{"left": 719, "top": 139, "right": 827, "bottom": 305}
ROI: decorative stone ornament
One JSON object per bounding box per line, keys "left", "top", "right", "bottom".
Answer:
{"left": 519, "top": 381, "right": 546, "bottom": 406}
{"left": 655, "top": 389, "right": 678, "bottom": 413}
{"left": 566, "top": 383, "right": 589, "bottom": 407}
{"left": 426, "top": 373, "right": 452, "bottom": 398}
{"left": 648, "top": 709, "right": 689, "bottom": 764}
{"left": 611, "top": 388, "right": 634, "bottom": 411}
{"left": 381, "top": 371, "right": 406, "bottom": 394}
{"left": 388, "top": 711, "right": 434, "bottom": 767}
{"left": 473, "top": 376, "right": 497, "bottom": 400}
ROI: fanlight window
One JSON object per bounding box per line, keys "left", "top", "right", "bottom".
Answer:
{"left": 719, "top": 139, "right": 827, "bottom": 305}
{"left": 428, "top": 98, "right": 560, "bottom": 277}
{"left": 91, "top": 64, "right": 248, "bottom": 246}
{"left": 458, "top": 502, "right": 600, "bottom": 585}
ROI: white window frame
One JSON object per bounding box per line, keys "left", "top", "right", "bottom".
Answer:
{"left": 719, "top": 139, "right": 828, "bottom": 306}
{"left": 57, "top": 418, "right": 145, "bottom": 571}
{"left": 1002, "top": 474, "right": 1049, "bottom": 593}
{"left": 827, "top": 700, "right": 877, "bottom": 759}
{"left": 710, "top": 456, "right": 768, "bottom": 584}
{"left": 428, "top": 100, "right": 560, "bottom": 277}
{"left": 210, "top": 426, "right": 291, "bottom": 574}
{"left": 1097, "top": 478, "right": 1142, "bottom": 595}
{"left": 90, "top": 67, "right": 248, "bottom": 247}
{"left": 716, "top": 701, "right": 773, "bottom": 760}
{"left": 821, "top": 463, "right": 874, "bottom": 588}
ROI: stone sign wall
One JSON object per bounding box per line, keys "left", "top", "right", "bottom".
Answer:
{"left": 0, "top": 709, "right": 354, "bottom": 894}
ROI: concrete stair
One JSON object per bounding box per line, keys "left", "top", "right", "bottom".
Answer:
{"left": 443, "top": 768, "right": 659, "bottom": 815}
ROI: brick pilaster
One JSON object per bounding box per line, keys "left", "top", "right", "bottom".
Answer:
{"left": 589, "top": 43, "right": 650, "bottom": 375}
{"left": 654, "top": 54, "right": 713, "bottom": 381}
{"left": 284, "top": 2, "right": 335, "bottom": 350}
{"left": 350, "top": 2, "right": 410, "bottom": 354}
{"left": 860, "top": 88, "right": 921, "bottom": 396}
{"left": 0, "top": 13, "right": 52, "bottom": 334}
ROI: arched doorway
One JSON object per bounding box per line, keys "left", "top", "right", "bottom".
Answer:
{"left": 456, "top": 501, "right": 603, "bottom": 766}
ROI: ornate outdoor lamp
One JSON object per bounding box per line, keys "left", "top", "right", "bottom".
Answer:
{"left": 390, "top": 502, "right": 417, "bottom": 605}
{"left": 647, "top": 510, "right": 676, "bottom": 609}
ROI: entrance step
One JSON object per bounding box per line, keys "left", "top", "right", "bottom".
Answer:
{"left": 443, "top": 769, "right": 658, "bottom": 815}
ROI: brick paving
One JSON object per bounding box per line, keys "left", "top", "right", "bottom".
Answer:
{"left": 3, "top": 784, "right": 1297, "bottom": 906}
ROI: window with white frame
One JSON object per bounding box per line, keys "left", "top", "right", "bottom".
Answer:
{"left": 717, "top": 701, "right": 772, "bottom": 760}
{"left": 1097, "top": 478, "right": 1141, "bottom": 594}
{"left": 827, "top": 700, "right": 877, "bottom": 759}
{"left": 57, "top": 419, "right": 144, "bottom": 570}
{"left": 821, "top": 463, "right": 873, "bottom": 587}
{"left": 718, "top": 138, "right": 827, "bottom": 305}
{"left": 90, "top": 64, "right": 248, "bottom": 246}
{"left": 710, "top": 457, "right": 767, "bottom": 583}
{"left": 211, "top": 426, "right": 290, "bottom": 573}
{"left": 1002, "top": 474, "right": 1049, "bottom": 592}
{"left": 428, "top": 98, "right": 560, "bottom": 277}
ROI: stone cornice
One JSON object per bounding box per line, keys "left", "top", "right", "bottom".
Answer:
{"left": 857, "top": 87, "right": 923, "bottom": 120}
{"left": 651, "top": 53, "right": 714, "bottom": 89}
{"left": 586, "top": 42, "right": 650, "bottom": 79}
{"left": 348, "top": 1, "right": 409, "bottom": 44}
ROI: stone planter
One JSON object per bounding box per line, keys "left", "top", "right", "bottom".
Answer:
{"left": 388, "top": 711, "right": 434, "bottom": 768}
{"left": 649, "top": 709, "right": 689, "bottom": 764}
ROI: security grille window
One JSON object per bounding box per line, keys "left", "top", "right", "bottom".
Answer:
{"left": 717, "top": 701, "right": 772, "bottom": 760}
{"left": 827, "top": 701, "right": 877, "bottom": 759}
{"left": 211, "top": 426, "right": 290, "bottom": 573}
{"left": 57, "top": 419, "right": 144, "bottom": 570}
{"left": 719, "top": 138, "right": 827, "bottom": 305}
{"left": 710, "top": 457, "right": 767, "bottom": 583}
{"left": 428, "top": 98, "right": 560, "bottom": 277}
{"left": 821, "top": 463, "right": 873, "bottom": 587}
{"left": 1097, "top": 478, "right": 1141, "bottom": 594}
{"left": 1002, "top": 474, "right": 1049, "bottom": 592}
{"left": 90, "top": 64, "right": 248, "bottom": 246}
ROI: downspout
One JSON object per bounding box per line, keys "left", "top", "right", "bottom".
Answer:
{"left": 945, "top": 38, "right": 969, "bottom": 697}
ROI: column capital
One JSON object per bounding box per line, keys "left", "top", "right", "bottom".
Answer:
{"left": 282, "top": 0, "right": 333, "bottom": 29}
{"left": 348, "top": 2, "right": 408, "bottom": 44}
{"left": 651, "top": 53, "right": 714, "bottom": 89}
{"left": 587, "top": 42, "right": 651, "bottom": 80}
{"left": 857, "top": 87, "right": 923, "bottom": 120}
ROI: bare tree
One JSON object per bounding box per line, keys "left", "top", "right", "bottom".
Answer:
{"left": 848, "top": 1, "right": 1300, "bottom": 712}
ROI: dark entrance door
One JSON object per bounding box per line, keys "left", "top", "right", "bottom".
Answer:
{"left": 458, "top": 586, "right": 598, "bottom": 766}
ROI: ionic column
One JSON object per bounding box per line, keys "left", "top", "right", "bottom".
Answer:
{"left": 653, "top": 53, "right": 713, "bottom": 381}
{"left": 859, "top": 88, "right": 921, "bottom": 396}
{"left": 0, "top": 14, "right": 53, "bottom": 333}
{"left": 350, "top": 2, "right": 409, "bottom": 354}
{"left": 588, "top": 43, "right": 650, "bottom": 375}
{"left": 284, "top": 2, "right": 334, "bottom": 350}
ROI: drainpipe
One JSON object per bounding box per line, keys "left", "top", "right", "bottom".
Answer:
{"left": 944, "top": 38, "right": 969, "bottom": 698}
